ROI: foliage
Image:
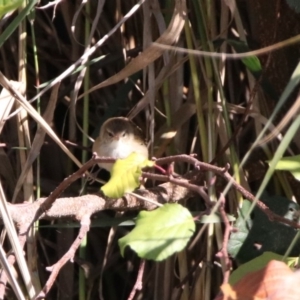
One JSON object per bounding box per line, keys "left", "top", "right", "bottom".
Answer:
{"left": 228, "top": 252, "right": 298, "bottom": 286}
{"left": 285, "top": 0, "right": 300, "bottom": 13}
{"left": 119, "top": 203, "right": 195, "bottom": 261}
{"left": 101, "top": 153, "right": 154, "bottom": 198}
{"left": 0, "top": 0, "right": 23, "bottom": 19}
{"left": 274, "top": 154, "right": 300, "bottom": 181}
{"left": 216, "top": 260, "right": 300, "bottom": 300}
{"left": 1, "top": 0, "right": 300, "bottom": 300}
{"left": 228, "top": 194, "right": 300, "bottom": 263}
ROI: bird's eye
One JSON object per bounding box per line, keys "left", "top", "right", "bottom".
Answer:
{"left": 122, "top": 132, "right": 126, "bottom": 137}
{"left": 107, "top": 131, "right": 114, "bottom": 137}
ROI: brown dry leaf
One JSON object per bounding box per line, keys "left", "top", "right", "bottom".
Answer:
{"left": 79, "top": 0, "right": 187, "bottom": 98}
{"left": 0, "top": 81, "right": 24, "bottom": 133}
{"left": 0, "top": 81, "right": 24, "bottom": 194}
{"left": 12, "top": 83, "right": 60, "bottom": 203}
{"left": 128, "top": 53, "right": 189, "bottom": 119}
{"left": 154, "top": 103, "right": 196, "bottom": 157}
{"left": 0, "top": 72, "right": 84, "bottom": 171}
{"left": 215, "top": 260, "right": 300, "bottom": 300}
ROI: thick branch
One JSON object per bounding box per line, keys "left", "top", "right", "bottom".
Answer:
{"left": 3, "top": 154, "right": 300, "bottom": 300}
{"left": 7, "top": 181, "right": 192, "bottom": 225}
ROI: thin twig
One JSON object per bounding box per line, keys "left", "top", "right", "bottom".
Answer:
{"left": 127, "top": 260, "right": 146, "bottom": 300}
{"left": 35, "top": 214, "right": 91, "bottom": 299}
{"left": 215, "top": 194, "right": 232, "bottom": 284}
{"left": 4, "top": 154, "right": 300, "bottom": 300}
{"left": 0, "top": 223, "right": 30, "bottom": 299}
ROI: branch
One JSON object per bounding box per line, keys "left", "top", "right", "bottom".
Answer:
{"left": 35, "top": 215, "right": 91, "bottom": 299}
{"left": 215, "top": 194, "right": 232, "bottom": 284}
{"left": 7, "top": 182, "right": 192, "bottom": 227}
{"left": 127, "top": 260, "right": 145, "bottom": 300}
{"left": 3, "top": 154, "right": 300, "bottom": 300}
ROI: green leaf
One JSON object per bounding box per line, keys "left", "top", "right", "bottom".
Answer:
{"left": 0, "top": 0, "right": 23, "bottom": 19}
{"left": 227, "top": 200, "right": 253, "bottom": 260}
{"left": 285, "top": 0, "right": 300, "bottom": 13}
{"left": 101, "top": 152, "right": 154, "bottom": 198}
{"left": 228, "top": 194, "right": 300, "bottom": 264}
{"left": 0, "top": 0, "right": 39, "bottom": 48}
{"left": 118, "top": 203, "right": 195, "bottom": 261}
{"left": 259, "top": 116, "right": 300, "bottom": 201}
{"left": 253, "top": 62, "right": 300, "bottom": 202}
{"left": 273, "top": 154, "right": 300, "bottom": 181}
{"left": 229, "top": 252, "right": 293, "bottom": 285}
{"left": 225, "top": 39, "right": 262, "bottom": 77}
{"left": 215, "top": 38, "right": 277, "bottom": 101}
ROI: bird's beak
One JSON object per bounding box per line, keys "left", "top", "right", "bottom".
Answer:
{"left": 113, "top": 135, "right": 120, "bottom": 141}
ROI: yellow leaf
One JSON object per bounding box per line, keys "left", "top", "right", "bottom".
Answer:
{"left": 101, "top": 153, "right": 154, "bottom": 198}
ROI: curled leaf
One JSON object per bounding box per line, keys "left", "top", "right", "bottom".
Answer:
{"left": 101, "top": 152, "right": 154, "bottom": 198}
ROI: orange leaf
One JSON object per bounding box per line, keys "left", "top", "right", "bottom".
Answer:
{"left": 215, "top": 260, "right": 300, "bottom": 300}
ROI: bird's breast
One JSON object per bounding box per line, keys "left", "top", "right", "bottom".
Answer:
{"left": 100, "top": 140, "right": 135, "bottom": 159}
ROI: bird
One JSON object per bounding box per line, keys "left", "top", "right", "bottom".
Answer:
{"left": 92, "top": 117, "right": 148, "bottom": 172}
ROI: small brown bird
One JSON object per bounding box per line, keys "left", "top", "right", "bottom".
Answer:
{"left": 92, "top": 117, "right": 148, "bottom": 172}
